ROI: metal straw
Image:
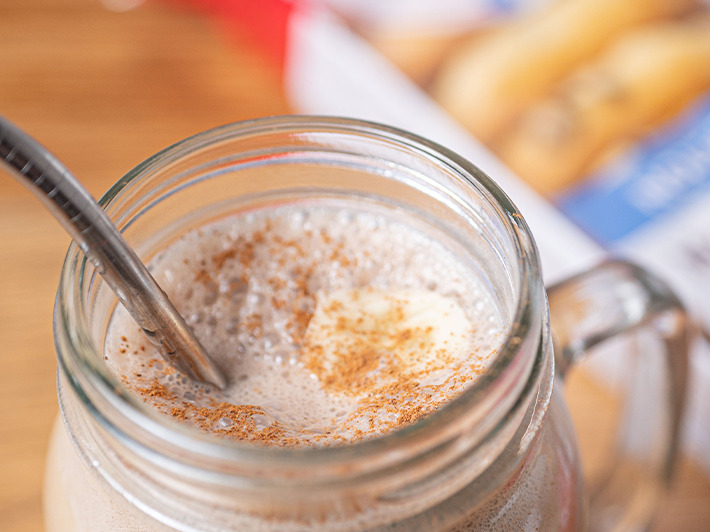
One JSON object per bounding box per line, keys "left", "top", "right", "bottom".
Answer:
{"left": 0, "top": 116, "right": 227, "bottom": 389}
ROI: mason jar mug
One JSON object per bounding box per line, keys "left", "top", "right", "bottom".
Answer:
{"left": 44, "top": 117, "right": 690, "bottom": 531}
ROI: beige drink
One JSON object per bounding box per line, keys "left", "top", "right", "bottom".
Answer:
{"left": 44, "top": 117, "right": 606, "bottom": 531}
{"left": 45, "top": 197, "right": 579, "bottom": 531}
{"left": 104, "top": 200, "right": 505, "bottom": 447}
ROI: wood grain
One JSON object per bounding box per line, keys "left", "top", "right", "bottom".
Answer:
{"left": 0, "top": 1, "right": 708, "bottom": 531}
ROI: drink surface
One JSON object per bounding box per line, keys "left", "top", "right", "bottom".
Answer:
{"left": 105, "top": 199, "right": 506, "bottom": 446}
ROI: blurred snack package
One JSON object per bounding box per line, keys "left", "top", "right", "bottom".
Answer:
{"left": 491, "top": 13, "right": 710, "bottom": 195}
{"left": 347, "top": 0, "right": 710, "bottom": 197}
{"left": 431, "top": 0, "right": 700, "bottom": 148}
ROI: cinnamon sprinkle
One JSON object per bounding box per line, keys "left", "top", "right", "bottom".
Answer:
{"left": 111, "top": 209, "right": 496, "bottom": 448}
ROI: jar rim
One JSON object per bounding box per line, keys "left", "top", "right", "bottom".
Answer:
{"left": 54, "top": 115, "right": 545, "bottom": 474}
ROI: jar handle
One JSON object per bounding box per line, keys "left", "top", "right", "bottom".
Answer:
{"left": 548, "top": 260, "right": 691, "bottom": 532}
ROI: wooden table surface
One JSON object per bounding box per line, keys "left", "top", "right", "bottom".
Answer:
{"left": 1, "top": 1, "right": 709, "bottom": 531}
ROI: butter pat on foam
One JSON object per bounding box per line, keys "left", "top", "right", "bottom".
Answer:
{"left": 302, "top": 289, "right": 475, "bottom": 395}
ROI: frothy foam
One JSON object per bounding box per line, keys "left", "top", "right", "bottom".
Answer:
{"left": 105, "top": 200, "right": 505, "bottom": 446}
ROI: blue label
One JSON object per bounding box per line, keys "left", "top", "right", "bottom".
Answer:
{"left": 557, "top": 96, "right": 710, "bottom": 245}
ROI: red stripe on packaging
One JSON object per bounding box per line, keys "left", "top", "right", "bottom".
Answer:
{"left": 167, "top": 0, "right": 300, "bottom": 72}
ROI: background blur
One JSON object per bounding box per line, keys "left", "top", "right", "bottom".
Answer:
{"left": 1, "top": 1, "right": 709, "bottom": 531}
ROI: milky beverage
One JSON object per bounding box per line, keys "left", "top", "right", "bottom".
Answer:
{"left": 106, "top": 200, "right": 504, "bottom": 446}
{"left": 46, "top": 197, "right": 574, "bottom": 531}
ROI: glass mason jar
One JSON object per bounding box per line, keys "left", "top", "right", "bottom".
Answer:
{"left": 44, "top": 117, "right": 690, "bottom": 531}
